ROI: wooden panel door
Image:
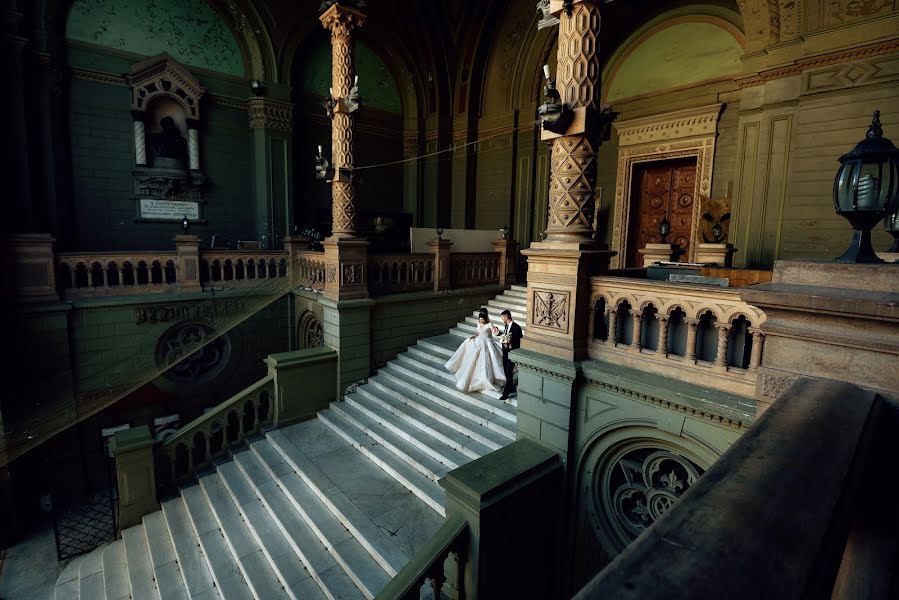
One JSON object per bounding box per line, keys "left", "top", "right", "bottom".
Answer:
{"left": 629, "top": 159, "right": 697, "bottom": 265}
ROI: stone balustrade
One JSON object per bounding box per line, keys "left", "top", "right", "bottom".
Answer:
{"left": 155, "top": 375, "right": 275, "bottom": 490}
{"left": 588, "top": 275, "right": 767, "bottom": 397}
{"left": 369, "top": 253, "right": 435, "bottom": 295}
{"left": 450, "top": 252, "right": 501, "bottom": 288}
{"left": 56, "top": 251, "right": 180, "bottom": 297}
{"left": 199, "top": 250, "right": 290, "bottom": 286}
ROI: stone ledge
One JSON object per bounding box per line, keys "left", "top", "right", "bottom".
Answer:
{"left": 741, "top": 283, "right": 899, "bottom": 320}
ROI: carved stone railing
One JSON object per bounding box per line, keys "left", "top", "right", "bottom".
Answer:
{"left": 293, "top": 250, "right": 327, "bottom": 292}
{"left": 56, "top": 251, "right": 180, "bottom": 297}
{"left": 155, "top": 375, "right": 274, "bottom": 490}
{"left": 450, "top": 252, "right": 501, "bottom": 288}
{"left": 573, "top": 379, "right": 886, "bottom": 600}
{"left": 375, "top": 515, "right": 468, "bottom": 600}
{"left": 369, "top": 253, "right": 435, "bottom": 295}
{"left": 199, "top": 250, "right": 289, "bottom": 287}
{"left": 588, "top": 275, "right": 767, "bottom": 397}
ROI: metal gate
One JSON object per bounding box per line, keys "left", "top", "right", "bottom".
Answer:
{"left": 51, "top": 429, "right": 119, "bottom": 561}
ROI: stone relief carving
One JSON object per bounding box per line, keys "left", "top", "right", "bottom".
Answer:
{"left": 534, "top": 290, "right": 569, "bottom": 331}
{"left": 135, "top": 299, "right": 247, "bottom": 324}
{"left": 699, "top": 197, "right": 732, "bottom": 243}
{"left": 825, "top": 0, "right": 893, "bottom": 25}
{"left": 299, "top": 310, "right": 324, "bottom": 349}
{"left": 760, "top": 372, "right": 797, "bottom": 399}
{"left": 247, "top": 98, "right": 294, "bottom": 133}
{"left": 156, "top": 321, "right": 231, "bottom": 384}
{"left": 326, "top": 265, "right": 338, "bottom": 284}
{"left": 602, "top": 448, "right": 705, "bottom": 547}
{"left": 342, "top": 263, "right": 365, "bottom": 285}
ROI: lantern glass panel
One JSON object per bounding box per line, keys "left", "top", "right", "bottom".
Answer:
{"left": 856, "top": 162, "right": 882, "bottom": 210}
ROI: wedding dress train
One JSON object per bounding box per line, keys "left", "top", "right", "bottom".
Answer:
{"left": 445, "top": 321, "right": 506, "bottom": 393}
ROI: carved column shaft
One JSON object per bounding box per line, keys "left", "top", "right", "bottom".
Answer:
{"left": 657, "top": 316, "right": 669, "bottom": 354}
{"left": 714, "top": 324, "right": 731, "bottom": 367}
{"left": 544, "top": 0, "right": 601, "bottom": 242}
{"left": 748, "top": 330, "right": 765, "bottom": 372}
{"left": 607, "top": 308, "right": 618, "bottom": 344}
{"left": 188, "top": 128, "right": 199, "bottom": 170}
{"left": 631, "top": 312, "right": 643, "bottom": 351}
{"left": 321, "top": 4, "right": 365, "bottom": 239}
{"left": 685, "top": 321, "right": 698, "bottom": 361}
{"left": 134, "top": 121, "right": 147, "bottom": 165}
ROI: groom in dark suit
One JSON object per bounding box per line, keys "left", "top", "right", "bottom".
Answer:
{"left": 499, "top": 309, "right": 523, "bottom": 401}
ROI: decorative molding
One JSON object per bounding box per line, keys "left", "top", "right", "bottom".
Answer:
{"left": 735, "top": 38, "right": 899, "bottom": 88}
{"left": 802, "top": 52, "right": 899, "bottom": 94}
{"left": 614, "top": 104, "right": 723, "bottom": 147}
{"left": 516, "top": 361, "right": 578, "bottom": 383}
{"left": 208, "top": 96, "right": 248, "bottom": 111}
{"left": 247, "top": 97, "right": 294, "bottom": 133}
{"left": 135, "top": 299, "right": 247, "bottom": 324}
{"left": 528, "top": 272, "right": 578, "bottom": 285}
{"left": 611, "top": 108, "right": 721, "bottom": 267}
{"left": 71, "top": 68, "right": 128, "bottom": 87}
{"left": 126, "top": 54, "right": 205, "bottom": 119}
{"left": 582, "top": 373, "right": 750, "bottom": 430}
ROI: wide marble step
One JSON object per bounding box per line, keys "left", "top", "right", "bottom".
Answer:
{"left": 122, "top": 525, "right": 158, "bottom": 600}
{"left": 161, "top": 498, "right": 217, "bottom": 599}
{"left": 101, "top": 539, "right": 129, "bottom": 600}
{"left": 142, "top": 510, "right": 190, "bottom": 600}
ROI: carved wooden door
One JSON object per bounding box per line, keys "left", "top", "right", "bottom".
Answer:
{"left": 629, "top": 159, "right": 697, "bottom": 265}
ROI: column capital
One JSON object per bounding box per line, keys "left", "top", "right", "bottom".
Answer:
{"left": 319, "top": 3, "right": 366, "bottom": 36}
{"left": 247, "top": 97, "right": 293, "bottom": 133}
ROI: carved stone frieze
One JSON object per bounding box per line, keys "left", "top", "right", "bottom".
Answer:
{"left": 342, "top": 263, "right": 365, "bottom": 285}
{"left": 247, "top": 98, "right": 294, "bottom": 133}
{"left": 326, "top": 264, "right": 338, "bottom": 284}
{"left": 801, "top": 52, "right": 899, "bottom": 95}
{"left": 546, "top": 135, "right": 598, "bottom": 239}
{"left": 614, "top": 105, "right": 723, "bottom": 147}
{"left": 135, "top": 299, "right": 246, "bottom": 324}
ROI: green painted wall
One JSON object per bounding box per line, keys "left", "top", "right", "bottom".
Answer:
{"left": 606, "top": 23, "right": 742, "bottom": 102}
{"left": 299, "top": 41, "right": 402, "bottom": 113}
{"left": 67, "top": 0, "right": 243, "bottom": 76}
{"left": 68, "top": 76, "right": 253, "bottom": 251}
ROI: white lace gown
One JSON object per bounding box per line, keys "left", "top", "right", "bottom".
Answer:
{"left": 445, "top": 322, "right": 506, "bottom": 393}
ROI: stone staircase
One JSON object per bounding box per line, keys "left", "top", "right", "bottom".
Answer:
{"left": 54, "top": 286, "right": 527, "bottom": 600}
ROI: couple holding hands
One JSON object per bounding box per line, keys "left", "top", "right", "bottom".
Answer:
{"left": 445, "top": 308, "right": 522, "bottom": 401}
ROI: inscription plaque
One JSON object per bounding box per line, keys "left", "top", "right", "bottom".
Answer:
{"left": 139, "top": 198, "right": 200, "bottom": 221}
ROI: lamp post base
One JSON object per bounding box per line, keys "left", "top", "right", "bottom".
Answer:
{"left": 834, "top": 229, "right": 884, "bottom": 264}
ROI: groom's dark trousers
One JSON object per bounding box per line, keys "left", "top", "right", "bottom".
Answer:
{"left": 501, "top": 321, "right": 522, "bottom": 397}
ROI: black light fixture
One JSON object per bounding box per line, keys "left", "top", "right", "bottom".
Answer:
{"left": 833, "top": 110, "right": 899, "bottom": 263}
{"left": 538, "top": 65, "right": 573, "bottom": 135}
{"left": 885, "top": 206, "right": 899, "bottom": 252}
{"left": 658, "top": 218, "right": 670, "bottom": 244}
{"left": 249, "top": 79, "right": 263, "bottom": 95}
{"left": 181, "top": 215, "right": 190, "bottom": 233}
{"left": 436, "top": 226, "right": 444, "bottom": 240}
{"left": 499, "top": 225, "right": 510, "bottom": 240}
{"left": 314, "top": 145, "right": 332, "bottom": 180}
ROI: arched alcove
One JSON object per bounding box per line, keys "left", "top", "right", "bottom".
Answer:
{"left": 604, "top": 18, "right": 744, "bottom": 103}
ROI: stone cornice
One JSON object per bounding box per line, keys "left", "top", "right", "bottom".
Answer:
{"left": 735, "top": 38, "right": 899, "bottom": 88}
{"left": 581, "top": 372, "right": 751, "bottom": 431}
{"left": 613, "top": 104, "right": 723, "bottom": 147}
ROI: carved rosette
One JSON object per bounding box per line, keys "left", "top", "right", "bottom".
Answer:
{"left": 546, "top": 135, "right": 597, "bottom": 239}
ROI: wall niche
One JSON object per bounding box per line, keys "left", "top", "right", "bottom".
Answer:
{"left": 126, "top": 53, "right": 208, "bottom": 225}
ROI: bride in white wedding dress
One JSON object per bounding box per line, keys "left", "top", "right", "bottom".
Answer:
{"left": 445, "top": 311, "right": 506, "bottom": 393}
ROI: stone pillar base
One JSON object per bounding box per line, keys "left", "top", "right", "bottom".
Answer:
{"left": 521, "top": 240, "right": 615, "bottom": 361}
{"left": 695, "top": 243, "right": 736, "bottom": 267}
{"left": 174, "top": 234, "right": 201, "bottom": 293}
{"left": 323, "top": 237, "right": 369, "bottom": 301}
{"left": 320, "top": 296, "right": 374, "bottom": 399}
{"left": 638, "top": 243, "right": 676, "bottom": 267}
{"left": 112, "top": 426, "right": 158, "bottom": 531}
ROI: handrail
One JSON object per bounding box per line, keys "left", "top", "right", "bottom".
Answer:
{"left": 375, "top": 514, "right": 468, "bottom": 600}
{"left": 573, "top": 378, "right": 882, "bottom": 600}
{"left": 156, "top": 374, "right": 275, "bottom": 489}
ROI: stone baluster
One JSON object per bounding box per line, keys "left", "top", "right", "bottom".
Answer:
{"left": 748, "top": 329, "right": 765, "bottom": 372}
{"left": 685, "top": 320, "right": 699, "bottom": 361}
{"left": 427, "top": 238, "right": 453, "bottom": 291}
{"left": 587, "top": 305, "right": 596, "bottom": 341}
{"left": 631, "top": 312, "right": 643, "bottom": 352}
{"left": 101, "top": 266, "right": 109, "bottom": 288}
{"left": 657, "top": 316, "right": 669, "bottom": 354}
{"left": 607, "top": 308, "right": 619, "bottom": 344}
{"left": 204, "top": 430, "right": 212, "bottom": 462}
{"left": 714, "top": 323, "right": 731, "bottom": 368}
{"left": 69, "top": 265, "right": 77, "bottom": 288}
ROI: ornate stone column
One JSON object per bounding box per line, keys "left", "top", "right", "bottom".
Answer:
{"left": 656, "top": 316, "right": 669, "bottom": 354}
{"left": 714, "top": 323, "right": 731, "bottom": 368}
{"left": 520, "top": 0, "right": 614, "bottom": 362}
{"left": 685, "top": 320, "right": 699, "bottom": 361}
{"left": 630, "top": 312, "right": 643, "bottom": 352}
{"left": 607, "top": 307, "right": 618, "bottom": 345}
{"left": 747, "top": 329, "right": 765, "bottom": 373}
{"left": 320, "top": 3, "right": 368, "bottom": 301}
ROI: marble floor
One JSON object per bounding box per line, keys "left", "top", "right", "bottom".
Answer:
{"left": 0, "top": 520, "right": 61, "bottom": 600}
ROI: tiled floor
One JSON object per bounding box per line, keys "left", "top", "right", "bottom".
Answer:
{"left": 0, "top": 520, "right": 61, "bottom": 600}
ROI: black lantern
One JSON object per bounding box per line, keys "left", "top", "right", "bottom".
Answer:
{"left": 659, "top": 218, "right": 670, "bottom": 244}
{"left": 833, "top": 110, "right": 899, "bottom": 263}
{"left": 181, "top": 215, "right": 190, "bottom": 233}
{"left": 436, "top": 226, "right": 444, "bottom": 240}
{"left": 538, "top": 65, "right": 573, "bottom": 135}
